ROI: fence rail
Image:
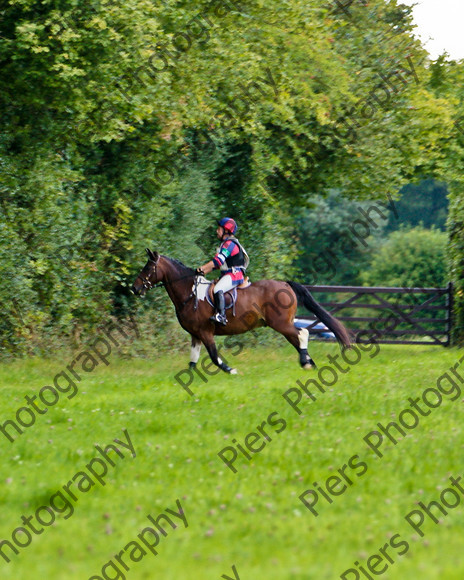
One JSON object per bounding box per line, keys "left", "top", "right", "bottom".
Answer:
{"left": 300, "top": 283, "right": 453, "bottom": 347}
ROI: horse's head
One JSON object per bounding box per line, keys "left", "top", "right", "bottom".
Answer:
{"left": 131, "top": 249, "right": 161, "bottom": 296}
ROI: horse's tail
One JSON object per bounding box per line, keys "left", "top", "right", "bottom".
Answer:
{"left": 286, "top": 281, "right": 352, "bottom": 348}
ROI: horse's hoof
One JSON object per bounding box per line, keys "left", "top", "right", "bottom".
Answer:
{"left": 220, "top": 363, "right": 237, "bottom": 374}
{"left": 303, "top": 363, "right": 315, "bottom": 370}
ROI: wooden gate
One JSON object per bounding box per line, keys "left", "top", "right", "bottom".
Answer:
{"left": 300, "top": 283, "right": 453, "bottom": 346}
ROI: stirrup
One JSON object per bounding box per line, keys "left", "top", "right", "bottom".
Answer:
{"left": 210, "top": 312, "right": 227, "bottom": 325}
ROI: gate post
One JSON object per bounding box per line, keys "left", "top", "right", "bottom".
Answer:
{"left": 447, "top": 281, "right": 454, "bottom": 347}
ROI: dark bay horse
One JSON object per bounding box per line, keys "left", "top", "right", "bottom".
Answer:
{"left": 131, "top": 250, "right": 351, "bottom": 374}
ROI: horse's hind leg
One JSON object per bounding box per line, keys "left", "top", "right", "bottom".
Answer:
{"left": 294, "top": 326, "right": 316, "bottom": 369}
{"left": 189, "top": 335, "right": 202, "bottom": 369}
{"left": 267, "top": 320, "right": 316, "bottom": 369}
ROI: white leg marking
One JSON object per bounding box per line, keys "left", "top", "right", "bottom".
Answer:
{"left": 298, "top": 327, "right": 309, "bottom": 350}
{"left": 190, "top": 342, "right": 201, "bottom": 364}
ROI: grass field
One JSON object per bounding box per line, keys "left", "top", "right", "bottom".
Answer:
{"left": 0, "top": 339, "right": 463, "bottom": 580}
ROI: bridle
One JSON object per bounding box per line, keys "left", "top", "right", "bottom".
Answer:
{"left": 138, "top": 258, "right": 207, "bottom": 294}
{"left": 138, "top": 257, "right": 214, "bottom": 311}
{"left": 139, "top": 258, "right": 164, "bottom": 292}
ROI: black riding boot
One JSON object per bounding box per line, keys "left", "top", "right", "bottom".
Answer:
{"left": 210, "top": 290, "right": 227, "bottom": 325}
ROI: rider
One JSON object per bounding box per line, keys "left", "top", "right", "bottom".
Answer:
{"left": 196, "top": 217, "right": 249, "bottom": 325}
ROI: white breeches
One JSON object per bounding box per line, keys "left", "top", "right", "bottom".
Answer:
{"left": 214, "top": 275, "right": 235, "bottom": 294}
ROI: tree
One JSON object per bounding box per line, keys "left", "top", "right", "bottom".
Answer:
{"left": 385, "top": 179, "right": 449, "bottom": 232}
{"left": 422, "top": 56, "right": 464, "bottom": 344}
{"left": 447, "top": 193, "right": 464, "bottom": 345}
{"left": 293, "top": 191, "right": 388, "bottom": 287}
{"left": 360, "top": 226, "right": 448, "bottom": 288}
{"left": 0, "top": 0, "right": 456, "bottom": 354}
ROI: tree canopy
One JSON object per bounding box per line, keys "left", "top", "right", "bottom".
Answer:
{"left": 2, "top": 0, "right": 464, "bottom": 353}
{"left": 360, "top": 226, "right": 448, "bottom": 289}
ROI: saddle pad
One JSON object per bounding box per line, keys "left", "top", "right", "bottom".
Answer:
{"left": 191, "top": 277, "right": 237, "bottom": 310}
{"left": 192, "top": 276, "right": 210, "bottom": 301}
{"left": 206, "top": 286, "right": 237, "bottom": 310}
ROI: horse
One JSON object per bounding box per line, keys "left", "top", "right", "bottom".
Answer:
{"left": 131, "top": 250, "right": 351, "bottom": 374}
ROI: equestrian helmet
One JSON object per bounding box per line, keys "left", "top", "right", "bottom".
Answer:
{"left": 218, "top": 217, "right": 237, "bottom": 234}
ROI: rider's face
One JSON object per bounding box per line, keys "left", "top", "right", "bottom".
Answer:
{"left": 217, "top": 226, "right": 224, "bottom": 239}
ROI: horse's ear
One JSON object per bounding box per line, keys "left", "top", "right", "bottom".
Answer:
{"left": 146, "top": 249, "right": 159, "bottom": 262}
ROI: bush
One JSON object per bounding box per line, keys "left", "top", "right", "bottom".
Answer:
{"left": 360, "top": 226, "right": 448, "bottom": 288}
{"left": 447, "top": 190, "right": 464, "bottom": 345}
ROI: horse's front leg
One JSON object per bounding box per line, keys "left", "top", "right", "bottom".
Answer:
{"left": 189, "top": 336, "right": 202, "bottom": 369}
{"left": 202, "top": 336, "right": 237, "bottom": 375}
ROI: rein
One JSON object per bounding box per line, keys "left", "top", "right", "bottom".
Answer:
{"left": 141, "top": 258, "right": 209, "bottom": 309}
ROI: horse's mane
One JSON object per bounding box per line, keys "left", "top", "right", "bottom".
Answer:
{"left": 165, "top": 256, "right": 196, "bottom": 275}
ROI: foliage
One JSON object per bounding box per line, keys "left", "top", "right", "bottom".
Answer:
{"left": 0, "top": 0, "right": 460, "bottom": 354}
{"left": 360, "top": 226, "right": 448, "bottom": 288}
{"left": 385, "top": 179, "right": 449, "bottom": 232}
{"left": 293, "top": 191, "right": 389, "bottom": 287}
{"left": 422, "top": 57, "right": 464, "bottom": 344}
{"left": 447, "top": 189, "right": 464, "bottom": 345}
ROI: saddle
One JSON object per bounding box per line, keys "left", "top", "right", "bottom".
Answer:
{"left": 206, "top": 277, "right": 251, "bottom": 311}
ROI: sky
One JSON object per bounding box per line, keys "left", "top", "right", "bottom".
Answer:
{"left": 400, "top": 0, "right": 464, "bottom": 60}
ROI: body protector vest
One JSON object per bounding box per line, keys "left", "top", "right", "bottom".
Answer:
{"left": 219, "top": 237, "right": 250, "bottom": 271}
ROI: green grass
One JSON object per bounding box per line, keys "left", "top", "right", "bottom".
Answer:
{"left": 0, "top": 341, "right": 463, "bottom": 580}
